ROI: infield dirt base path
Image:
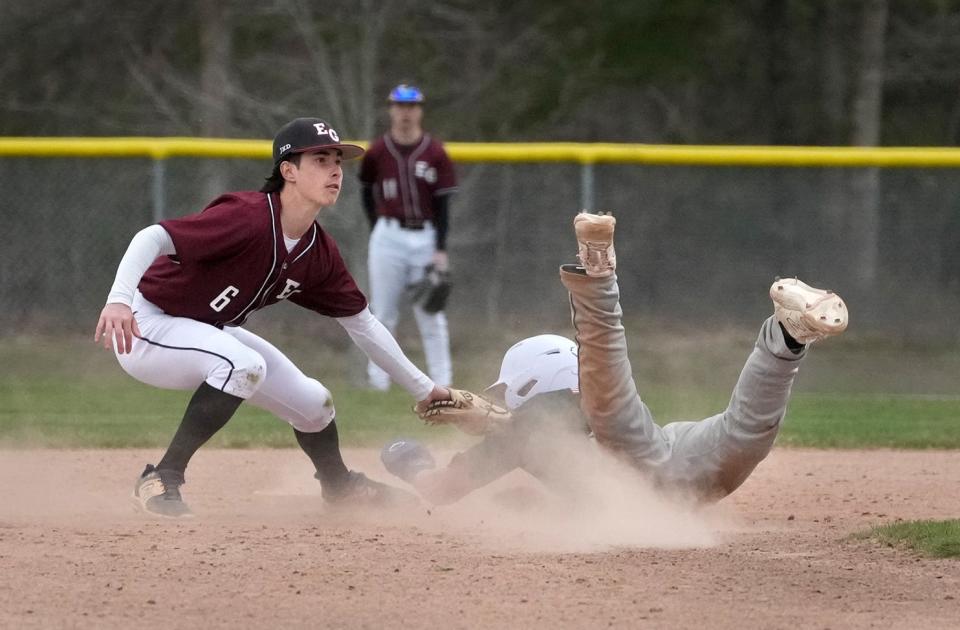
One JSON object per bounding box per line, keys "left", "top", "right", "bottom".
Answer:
{"left": 1, "top": 448, "right": 958, "bottom": 629}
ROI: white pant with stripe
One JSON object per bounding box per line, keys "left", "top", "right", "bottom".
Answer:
{"left": 114, "top": 291, "right": 335, "bottom": 433}
{"left": 366, "top": 217, "right": 452, "bottom": 389}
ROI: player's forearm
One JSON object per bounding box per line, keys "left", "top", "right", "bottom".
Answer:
{"left": 336, "top": 308, "right": 435, "bottom": 400}
{"left": 418, "top": 436, "right": 522, "bottom": 505}
{"left": 432, "top": 193, "right": 450, "bottom": 251}
{"left": 360, "top": 184, "right": 378, "bottom": 230}
{"left": 410, "top": 467, "right": 475, "bottom": 506}
{"left": 106, "top": 225, "right": 176, "bottom": 306}
{"left": 410, "top": 434, "right": 524, "bottom": 505}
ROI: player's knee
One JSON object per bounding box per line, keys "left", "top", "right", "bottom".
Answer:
{"left": 222, "top": 351, "right": 267, "bottom": 399}
{"left": 289, "top": 379, "right": 336, "bottom": 432}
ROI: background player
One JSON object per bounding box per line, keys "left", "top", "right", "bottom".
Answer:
{"left": 383, "top": 212, "right": 849, "bottom": 505}
{"left": 359, "top": 84, "right": 458, "bottom": 391}
{"left": 94, "top": 117, "right": 452, "bottom": 518}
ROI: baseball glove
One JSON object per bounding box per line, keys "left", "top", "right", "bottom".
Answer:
{"left": 414, "top": 388, "right": 512, "bottom": 436}
{"left": 408, "top": 266, "right": 452, "bottom": 314}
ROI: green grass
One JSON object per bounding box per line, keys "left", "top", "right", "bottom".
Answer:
{"left": 776, "top": 393, "right": 960, "bottom": 449}
{"left": 858, "top": 520, "right": 960, "bottom": 558}
{"left": 3, "top": 376, "right": 958, "bottom": 449}
{"left": 0, "top": 375, "right": 456, "bottom": 448}
{"left": 0, "top": 332, "right": 462, "bottom": 448}
{"left": 1, "top": 332, "right": 958, "bottom": 449}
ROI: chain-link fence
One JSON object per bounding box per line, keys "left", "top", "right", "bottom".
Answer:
{"left": 1, "top": 156, "right": 958, "bottom": 343}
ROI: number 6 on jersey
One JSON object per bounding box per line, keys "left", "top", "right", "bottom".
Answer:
{"left": 210, "top": 285, "right": 239, "bottom": 312}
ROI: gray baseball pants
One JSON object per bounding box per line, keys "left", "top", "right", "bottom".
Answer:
{"left": 561, "top": 266, "right": 806, "bottom": 500}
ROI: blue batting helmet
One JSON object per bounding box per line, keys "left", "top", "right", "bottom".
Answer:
{"left": 388, "top": 84, "right": 425, "bottom": 104}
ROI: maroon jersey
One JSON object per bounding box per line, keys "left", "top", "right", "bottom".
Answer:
{"left": 139, "top": 191, "right": 367, "bottom": 327}
{"left": 358, "top": 134, "right": 457, "bottom": 224}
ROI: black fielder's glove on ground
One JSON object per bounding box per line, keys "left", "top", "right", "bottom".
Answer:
{"left": 414, "top": 388, "right": 513, "bottom": 436}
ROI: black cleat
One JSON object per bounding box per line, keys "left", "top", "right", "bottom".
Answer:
{"left": 132, "top": 464, "right": 194, "bottom": 518}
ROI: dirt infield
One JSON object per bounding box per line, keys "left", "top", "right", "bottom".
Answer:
{"left": 1, "top": 448, "right": 958, "bottom": 629}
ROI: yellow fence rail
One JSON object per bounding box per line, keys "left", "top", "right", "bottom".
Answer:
{"left": 5, "top": 136, "right": 960, "bottom": 219}
{"left": 3, "top": 137, "right": 960, "bottom": 168}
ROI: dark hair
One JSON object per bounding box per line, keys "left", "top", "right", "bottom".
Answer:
{"left": 260, "top": 153, "right": 302, "bottom": 193}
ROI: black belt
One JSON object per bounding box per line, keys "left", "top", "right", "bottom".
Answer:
{"left": 383, "top": 217, "right": 426, "bottom": 230}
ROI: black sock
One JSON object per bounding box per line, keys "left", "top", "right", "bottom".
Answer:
{"left": 778, "top": 322, "right": 806, "bottom": 354}
{"left": 294, "top": 421, "right": 351, "bottom": 490}
{"left": 157, "top": 382, "right": 244, "bottom": 475}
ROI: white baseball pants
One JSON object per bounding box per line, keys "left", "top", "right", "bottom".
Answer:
{"left": 114, "top": 292, "right": 335, "bottom": 433}
{"left": 367, "top": 218, "right": 451, "bottom": 389}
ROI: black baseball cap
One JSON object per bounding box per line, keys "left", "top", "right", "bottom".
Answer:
{"left": 272, "top": 118, "right": 364, "bottom": 163}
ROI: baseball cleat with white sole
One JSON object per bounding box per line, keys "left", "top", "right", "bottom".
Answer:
{"left": 132, "top": 464, "right": 194, "bottom": 518}
{"left": 574, "top": 211, "right": 617, "bottom": 277}
{"left": 770, "top": 277, "right": 848, "bottom": 344}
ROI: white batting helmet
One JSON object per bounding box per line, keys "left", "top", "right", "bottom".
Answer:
{"left": 485, "top": 334, "right": 579, "bottom": 411}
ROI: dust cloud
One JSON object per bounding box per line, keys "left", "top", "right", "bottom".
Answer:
{"left": 252, "top": 430, "right": 736, "bottom": 552}
{"left": 0, "top": 448, "right": 735, "bottom": 553}
{"left": 404, "top": 439, "right": 732, "bottom": 554}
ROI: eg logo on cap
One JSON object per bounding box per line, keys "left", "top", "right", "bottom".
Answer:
{"left": 313, "top": 122, "right": 340, "bottom": 142}
{"left": 272, "top": 117, "right": 364, "bottom": 163}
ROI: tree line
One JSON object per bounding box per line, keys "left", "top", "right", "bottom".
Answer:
{"left": 4, "top": 0, "right": 960, "bottom": 148}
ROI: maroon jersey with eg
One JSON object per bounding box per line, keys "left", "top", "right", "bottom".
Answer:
{"left": 138, "top": 191, "right": 367, "bottom": 327}
{"left": 358, "top": 134, "right": 457, "bottom": 224}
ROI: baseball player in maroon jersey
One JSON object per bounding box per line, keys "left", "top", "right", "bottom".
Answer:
{"left": 359, "top": 84, "right": 458, "bottom": 391}
{"left": 94, "top": 117, "right": 452, "bottom": 518}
